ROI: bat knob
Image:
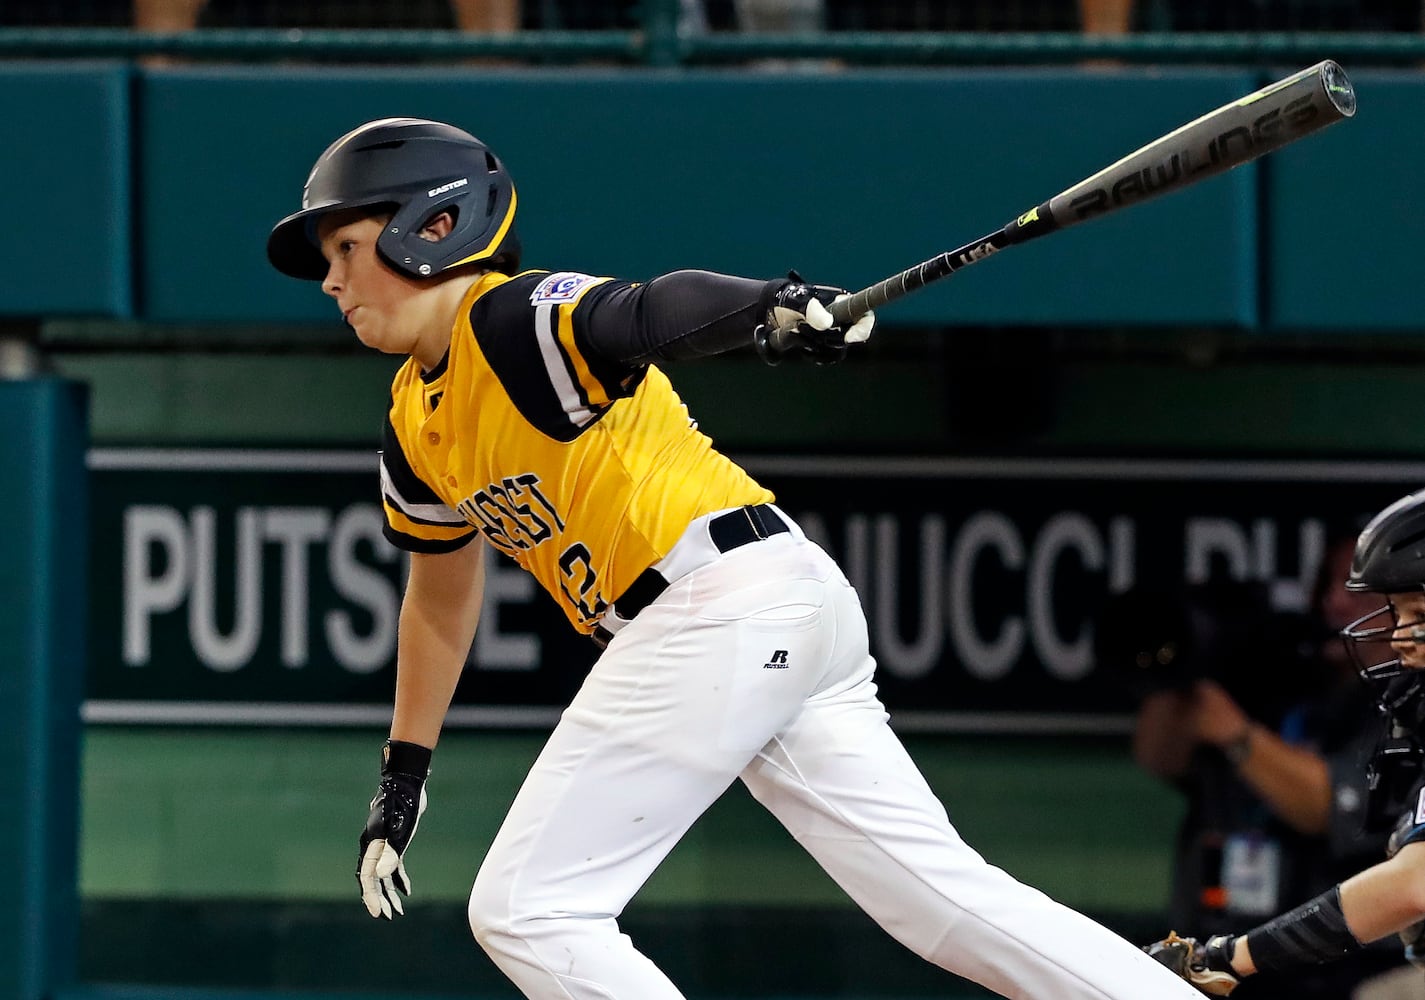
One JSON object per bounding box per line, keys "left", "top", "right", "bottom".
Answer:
{"left": 1321, "top": 60, "right": 1356, "bottom": 118}
{"left": 752, "top": 324, "right": 789, "bottom": 366}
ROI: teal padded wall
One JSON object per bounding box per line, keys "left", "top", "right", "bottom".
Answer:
{"left": 138, "top": 67, "right": 1258, "bottom": 327}
{"left": 4, "top": 64, "right": 1413, "bottom": 330}
{"left": 0, "top": 380, "right": 88, "bottom": 1000}
{"left": 1267, "top": 69, "right": 1421, "bottom": 332}
{"left": 0, "top": 64, "right": 131, "bottom": 318}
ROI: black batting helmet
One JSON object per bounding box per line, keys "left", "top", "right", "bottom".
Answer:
{"left": 267, "top": 117, "right": 521, "bottom": 281}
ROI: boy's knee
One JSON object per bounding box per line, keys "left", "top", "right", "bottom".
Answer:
{"left": 467, "top": 870, "right": 514, "bottom": 950}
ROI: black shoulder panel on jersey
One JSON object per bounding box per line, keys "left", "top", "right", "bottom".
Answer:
{"left": 468, "top": 273, "right": 643, "bottom": 443}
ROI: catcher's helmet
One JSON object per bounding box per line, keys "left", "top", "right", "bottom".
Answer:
{"left": 1347, "top": 490, "right": 1425, "bottom": 594}
{"left": 1341, "top": 490, "right": 1425, "bottom": 683}
{"left": 267, "top": 117, "right": 520, "bottom": 281}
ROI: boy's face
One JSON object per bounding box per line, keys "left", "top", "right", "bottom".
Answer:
{"left": 316, "top": 210, "right": 426, "bottom": 356}
{"left": 1389, "top": 590, "right": 1425, "bottom": 670}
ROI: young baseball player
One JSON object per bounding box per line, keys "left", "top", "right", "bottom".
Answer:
{"left": 268, "top": 117, "right": 1209, "bottom": 1000}
{"left": 1146, "top": 490, "right": 1425, "bottom": 996}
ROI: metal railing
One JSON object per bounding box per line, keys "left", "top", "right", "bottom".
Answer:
{"left": 1, "top": 27, "right": 1424, "bottom": 67}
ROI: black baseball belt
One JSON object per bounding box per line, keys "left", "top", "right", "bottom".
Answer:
{"left": 592, "top": 504, "right": 790, "bottom": 649}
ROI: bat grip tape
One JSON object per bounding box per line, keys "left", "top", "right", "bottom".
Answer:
{"left": 1243, "top": 885, "right": 1362, "bottom": 973}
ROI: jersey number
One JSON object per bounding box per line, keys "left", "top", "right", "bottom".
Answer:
{"left": 558, "top": 542, "right": 607, "bottom": 625}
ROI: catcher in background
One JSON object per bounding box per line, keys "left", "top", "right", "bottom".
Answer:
{"left": 268, "top": 117, "right": 1210, "bottom": 1000}
{"left": 1146, "top": 490, "right": 1425, "bottom": 998}
{"left": 1125, "top": 534, "right": 1405, "bottom": 998}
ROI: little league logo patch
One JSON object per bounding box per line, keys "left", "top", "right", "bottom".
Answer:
{"left": 1417, "top": 787, "right": 1425, "bottom": 826}
{"left": 531, "top": 271, "right": 597, "bottom": 305}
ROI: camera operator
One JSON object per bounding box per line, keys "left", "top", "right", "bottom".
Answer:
{"left": 1112, "top": 531, "right": 1405, "bottom": 998}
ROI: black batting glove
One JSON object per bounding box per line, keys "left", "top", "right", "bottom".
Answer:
{"left": 753, "top": 271, "right": 875, "bottom": 366}
{"left": 357, "top": 739, "right": 431, "bottom": 919}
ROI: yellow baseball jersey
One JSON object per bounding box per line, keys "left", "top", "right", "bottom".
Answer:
{"left": 380, "top": 269, "right": 773, "bottom": 634}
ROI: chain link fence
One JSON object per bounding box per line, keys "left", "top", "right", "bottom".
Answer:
{"left": 1, "top": 0, "right": 1420, "bottom": 32}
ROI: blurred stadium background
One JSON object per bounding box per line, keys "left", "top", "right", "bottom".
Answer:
{"left": 4, "top": 1, "right": 1425, "bottom": 999}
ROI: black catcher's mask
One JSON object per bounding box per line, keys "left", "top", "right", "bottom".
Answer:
{"left": 1340, "top": 489, "right": 1425, "bottom": 691}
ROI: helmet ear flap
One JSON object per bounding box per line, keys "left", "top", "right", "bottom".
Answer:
{"left": 376, "top": 197, "right": 460, "bottom": 276}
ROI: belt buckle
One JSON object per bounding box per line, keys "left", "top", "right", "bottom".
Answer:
{"left": 742, "top": 504, "right": 769, "bottom": 540}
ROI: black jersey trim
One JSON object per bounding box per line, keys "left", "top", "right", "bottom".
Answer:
{"left": 382, "top": 522, "right": 477, "bottom": 555}
{"left": 381, "top": 492, "right": 465, "bottom": 528}
{"left": 421, "top": 352, "right": 449, "bottom": 384}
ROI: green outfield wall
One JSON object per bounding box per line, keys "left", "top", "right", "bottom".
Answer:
{"left": 75, "top": 728, "right": 1177, "bottom": 999}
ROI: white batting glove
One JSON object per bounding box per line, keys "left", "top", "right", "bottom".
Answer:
{"left": 357, "top": 739, "right": 430, "bottom": 919}
{"left": 755, "top": 272, "right": 875, "bottom": 365}
{"left": 834, "top": 293, "right": 876, "bottom": 344}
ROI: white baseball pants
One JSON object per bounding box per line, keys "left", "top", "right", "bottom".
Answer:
{"left": 467, "top": 521, "right": 1203, "bottom": 999}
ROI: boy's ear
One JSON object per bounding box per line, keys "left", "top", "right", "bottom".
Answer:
{"left": 418, "top": 210, "right": 456, "bottom": 243}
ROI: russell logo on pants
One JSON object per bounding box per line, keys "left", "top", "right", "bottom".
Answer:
{"left": 763, "top": 650, "right": 790, "bottom": 670}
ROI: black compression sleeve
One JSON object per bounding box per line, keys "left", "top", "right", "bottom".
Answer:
{"left": 1244, "top": 886, "right": 1362, "bottom": 973}
{"left": 582, "top": 270, "right": 783, "bottom": 364}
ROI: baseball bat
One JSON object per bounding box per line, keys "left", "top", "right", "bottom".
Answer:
{"left": 770, "top": 59, "right": 1355, "bottom": 351}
